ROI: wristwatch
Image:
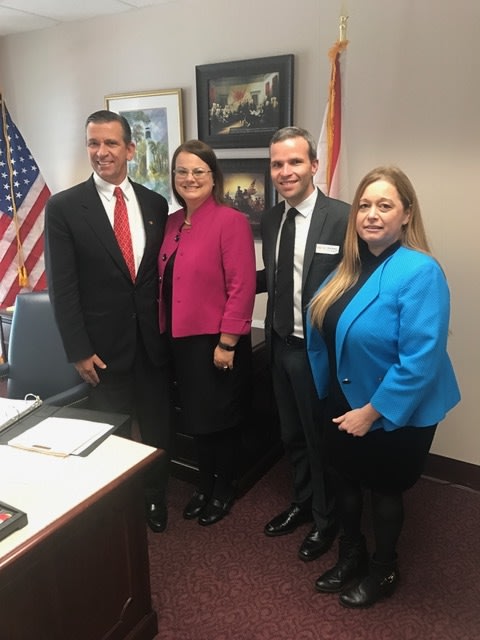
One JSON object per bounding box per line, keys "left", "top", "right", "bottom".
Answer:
{"left": 218, "top": 340, "right": 236, "bottom": 352}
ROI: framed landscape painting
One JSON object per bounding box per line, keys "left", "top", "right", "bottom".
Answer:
{"left": 105, "top": 89, "right": 183, "bottom": 210}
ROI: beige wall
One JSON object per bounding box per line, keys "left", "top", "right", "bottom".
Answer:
{"left": 1, "top": 0, "right": 478, "bottom": 464}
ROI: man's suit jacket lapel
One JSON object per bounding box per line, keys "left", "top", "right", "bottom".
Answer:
{"left": 81, "top": 176, "right": 153, "bottom": 283}
{"left": 266, "top": 190, "right": 330, "bottom": 293}
{"left": 302, "top": 188, "right": 329, "bottom": 289}
{"left": 265, "top": 202, "right": 285, "bottom": 295}
{"left": 81, "top": 177, "right": 131, "bottom": 280}
{"left": 131, "top": 181, "right": 157, "bottom": 281}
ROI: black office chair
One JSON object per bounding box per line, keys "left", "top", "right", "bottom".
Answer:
{"left": 0, "top": 291, "right": 89, "bottom": 405}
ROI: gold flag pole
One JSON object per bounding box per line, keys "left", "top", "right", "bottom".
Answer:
{"left": 0, "top": 93, "right": 29, "bottom": 288}
{"left": 339, "top": 14, "right": 349, "bottom": 42}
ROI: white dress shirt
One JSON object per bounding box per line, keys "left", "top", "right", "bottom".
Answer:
{"left": 94, "top": 173, "right": 146, "bottom": 275}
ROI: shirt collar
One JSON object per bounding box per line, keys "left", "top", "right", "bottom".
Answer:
{"left": 93, "top": 173, "right": 133, "bottom": 202}
{"left": 285, "top": 187, "right": 318, "bottom": 218}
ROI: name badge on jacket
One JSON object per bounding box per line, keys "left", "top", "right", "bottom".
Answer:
{"left": 316, "top": 244, "right": 340, "bottom": 255}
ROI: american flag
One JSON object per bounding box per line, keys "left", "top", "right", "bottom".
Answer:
{"left": 0, "top": 95, "right": 50, "bottom": 308}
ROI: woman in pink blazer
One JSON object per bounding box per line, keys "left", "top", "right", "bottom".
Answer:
{"left": 158, "top": 140, "right": 256, "bottom": 525}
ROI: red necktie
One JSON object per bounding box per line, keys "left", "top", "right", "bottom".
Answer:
{"left": 113, "top": 186, "right": 135, "bottom": 281}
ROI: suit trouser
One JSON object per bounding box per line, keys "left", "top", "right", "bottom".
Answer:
{"left": 88, "top": 335, "right": 172, "bottom": 500}
{"left": 271, "top": 332, "right": 335, "bottom": 532}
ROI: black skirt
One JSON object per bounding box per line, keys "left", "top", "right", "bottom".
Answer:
{"left": 325, "top": 413, "right": 437, "bottom": 493}
{"left": 168, "top": 333, "right": 252, "bottom": 435}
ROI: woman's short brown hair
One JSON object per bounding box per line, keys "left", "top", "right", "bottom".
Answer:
{"left": 171, "top": 140, "right": 224, "bottom": 209}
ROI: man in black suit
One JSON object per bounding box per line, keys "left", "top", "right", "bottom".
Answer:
{"left": 257, "top": 127, "right": 349, "bottom": 560}
{"left": 45, "top": 110, "right": 171, "bottom": 533}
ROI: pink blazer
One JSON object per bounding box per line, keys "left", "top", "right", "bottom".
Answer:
{"left": 158, "top": 196, "right": 256, "bottom": 337}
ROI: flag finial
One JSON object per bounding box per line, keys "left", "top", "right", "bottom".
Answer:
{"left": 339, "top": 15, "right": 348, "bottom": 42}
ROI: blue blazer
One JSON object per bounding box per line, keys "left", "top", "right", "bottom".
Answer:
{"left": 306, "top": 247, "right": 461, "bottom": 431}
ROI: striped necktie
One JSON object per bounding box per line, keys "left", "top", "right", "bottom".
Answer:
{"left": 113, "top": 186, "right": 135, "bottom": 281}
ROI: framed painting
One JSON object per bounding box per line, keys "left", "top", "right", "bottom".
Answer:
{"left": 105, "top": 89, "right": 184, "bottom": 210}
{"left": 218, "top": 157, "right": 275, "bottom": 238}
{"left": 196, "top": 55, "right": 294, "bottom": 148}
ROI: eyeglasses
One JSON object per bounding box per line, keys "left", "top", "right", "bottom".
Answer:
{"left": 173, "top": 168, "right": 212, "bottom": 179}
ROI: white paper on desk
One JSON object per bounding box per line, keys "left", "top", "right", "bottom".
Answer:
{"left": 7, "top": 417, "right": 113, "bottom": 457}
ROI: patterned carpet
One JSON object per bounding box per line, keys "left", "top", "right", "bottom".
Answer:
{"left": 147, "top": 456, "right": 480, "bottom": 640}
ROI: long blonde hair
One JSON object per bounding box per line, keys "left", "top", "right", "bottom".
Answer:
{"left": 309, "top": 166, "right": 432, "bottom": 329}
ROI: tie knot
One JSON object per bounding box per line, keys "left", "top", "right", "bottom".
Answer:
{"left": 287, "top": 207, "right": 298, "bottom": 221}
{"left": 114, "top": 186, "right": 124, "bottom": 199}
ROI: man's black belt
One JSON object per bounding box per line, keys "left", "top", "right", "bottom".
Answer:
{"left": 274, "top": 332, "right": 305, "bottom": 347}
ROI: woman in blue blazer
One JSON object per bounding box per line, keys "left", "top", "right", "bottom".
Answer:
{"left": 306, "top": 166, "right": 460, "bottom": 608}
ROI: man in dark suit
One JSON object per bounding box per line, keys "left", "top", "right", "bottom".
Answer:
{"left": 257, "top": 126, "right": 349, "bottom": 560}
{"left": 45, "top": 110, "right": 171, "bottom": 533}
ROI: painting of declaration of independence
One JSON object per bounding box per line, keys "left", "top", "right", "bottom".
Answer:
{"left": 209, "top": 80, "right": 279, "bottom": 134}
{"left": 105, "top": 90, "right": 184, "bottom": 211}
{"left": 196, "top": 55, "right": 294, "bottom": 148}
{"left": 219, "top": 158, "right": 275, "bottom": 238}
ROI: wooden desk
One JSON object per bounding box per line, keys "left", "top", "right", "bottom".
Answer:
{"left": 0, "top": 432, "right": 161, "bottom": 640}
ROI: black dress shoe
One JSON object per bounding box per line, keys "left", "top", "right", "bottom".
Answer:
{"left": 298, "top": 522, "right": 339, "bottom": 561}
{"left": 264, "top": 504, "right": 312, "bottom": 537}
{"left": 146, "top": 500, "right": 168, "bottom": 533}
{"left": 183, "top": 491, "right": 209, "bottom": 520}
{"left": 198, "top": 496, "right": 234, "bottom": 526}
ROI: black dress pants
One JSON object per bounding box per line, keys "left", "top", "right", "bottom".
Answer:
{"left": 88, "top": 334, "right": 172, "bottom": 500}
{"left": 271, "top": 332, "right": 335, "bottom": 532}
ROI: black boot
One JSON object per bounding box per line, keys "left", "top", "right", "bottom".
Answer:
{"left": 315, "top": 535, "right": 368, "bottom": 593}
{"left": 339, "top": 557, "right": 399, "bottom": 608}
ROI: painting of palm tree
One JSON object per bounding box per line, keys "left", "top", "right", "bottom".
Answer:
{"left": 122, "top": 108, "right": 171, "bottom": 202}
{"left": 105, "top": 89, "right": 184, "bottom": 211}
